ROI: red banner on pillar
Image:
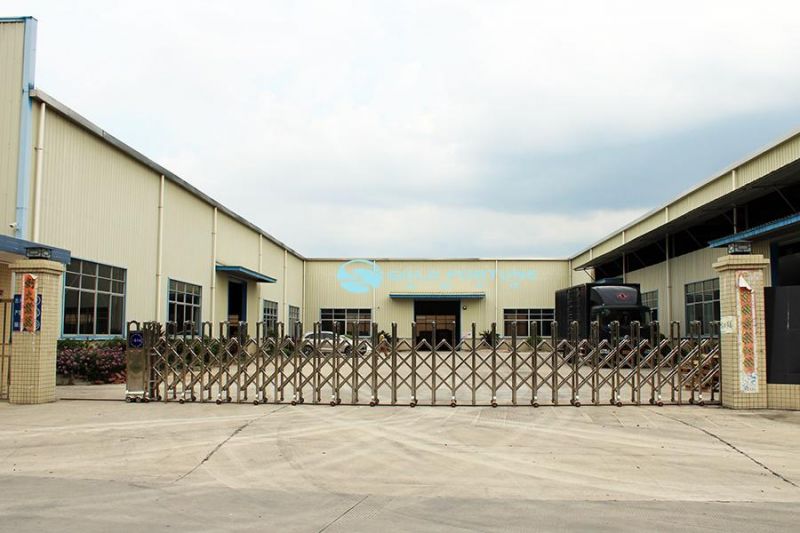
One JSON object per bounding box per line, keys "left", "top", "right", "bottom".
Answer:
{"left": 736, "top": 271, "right": 759, "bottom": 393}
{"left": 21, "top": 273, "right": 38, "bottom": 333}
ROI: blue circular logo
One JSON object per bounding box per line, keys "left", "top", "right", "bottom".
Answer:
{"left": 129, "top": 331, "right": 144, "bottom": 349}
{"left": 337, "top": 260, "right": 382, "bottom": 293}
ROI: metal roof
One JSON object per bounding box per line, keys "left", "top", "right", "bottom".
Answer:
{"left": 215, "top": 265, "right": 277, "bottom": 283}
{"left": 570, "top": 126, "right": 800, "bottom": 267}
{"left": 29, "top": 89, "right": 306, "bottom": 261}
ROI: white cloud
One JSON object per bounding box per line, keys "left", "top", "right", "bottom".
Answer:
{"left": 8, "top": 0, "right": 800, "bottom": 256}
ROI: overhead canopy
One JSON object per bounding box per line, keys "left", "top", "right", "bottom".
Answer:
{"left": 389, "top": 292, "right": 485, "bottom": 300}
{"left": 0, "top": 235, "right": 71, "bottom": 264}
{"left": 709, "top": 213, "right": 800, "bottom": 248}
{"left": 215, "top": 265, "right": 276, "bottom": 283}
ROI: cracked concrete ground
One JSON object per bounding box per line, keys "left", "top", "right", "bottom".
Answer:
{"left": 2, "top": 391, "right": 800, "bottom": 531}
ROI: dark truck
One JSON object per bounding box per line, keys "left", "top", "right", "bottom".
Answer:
{"left": 555, "top": 283, "right": 652, "bottom": 341}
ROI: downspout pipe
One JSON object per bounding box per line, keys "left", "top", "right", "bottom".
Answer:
{"left": 210, "top": 207, "right": 218, "bottom": 323}
{"left": 155, "top": 175, "right": 165, "bottom": 321}
{"left": 14, "top": 17, "right": 37, "bottom": 240}
{"left": 31, "top": 101, "right": 46, "bottom": 242}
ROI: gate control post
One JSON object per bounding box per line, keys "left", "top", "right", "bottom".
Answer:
{"left": 8, "top": 258, "right": 65, "bottom": 404}
{"left": 713, "top": 254, "right": 770, "bottom": 409}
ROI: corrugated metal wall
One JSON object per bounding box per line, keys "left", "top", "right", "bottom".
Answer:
{"left": 161, "top": 180, "right": 214, "bottom": 321}
{"left": 0, "top": 21, "right": 24, "bottom": 237}
{"left": 37, "top": 107, "right": 306, "bottom": 334}
{"left": 305, "top": 259, "right": 573, "bottom": 338}
{"left": 738, "top": 136, "right": 800, "bottom": 187}
{"left": 626, "top": 244, "right": 772, "bottom": 334}
{"left": 40, "top": 111, "right": 160, "bottom": 322}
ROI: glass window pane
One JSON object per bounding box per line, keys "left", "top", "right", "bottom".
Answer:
{"left": 67, "top": 260, "right": 81, "bottom": 273}
{"left": 79, "top": 292, "right": 95, "bottom": 335}
{"left": 81, "top": 275, "right": 96, "bottom": 290}
{"left": 96, "top": 293, "right": 110, "bottom": 335}
{"left": 81, "top": 261, "right": 97, "bottom": 276}
{"left": 66, "top": 272, "right": 79, "bottom": 288}
{"left": 63, "top": 289, "right": 79, "bottom": 335}
{"left": 97, "top": 278, "right": 111, "bottom": 292}
{"left": 110, "top": 295, "right": 124, "bottom": 335}
{"left": 98, "top": 264, "right": 112, "bottom": 278}
{"left": 112, "top": 267, "right": 125, "bottom": 281}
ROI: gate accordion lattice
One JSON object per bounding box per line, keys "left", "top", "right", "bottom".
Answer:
{"left": 126, "top": 320, "right": 720, "bottom": 407}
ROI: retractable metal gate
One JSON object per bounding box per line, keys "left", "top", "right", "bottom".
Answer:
{"left": 0, "top": 298, "right": 12, "bottom": 400}
{"left": 126, "top": 320, "right": 721, "bottom": 407}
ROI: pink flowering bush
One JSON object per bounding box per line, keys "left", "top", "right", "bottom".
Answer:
{"left": 57, "top": 340, "right": 126, "bottom": 384}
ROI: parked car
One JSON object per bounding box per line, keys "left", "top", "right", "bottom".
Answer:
{"left": 300, "top": 331, "right": 371, "bottom": 357}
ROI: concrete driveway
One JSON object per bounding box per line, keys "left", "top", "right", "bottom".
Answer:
{"left": 1, "top": 397, "right": 799, "bottom": 531}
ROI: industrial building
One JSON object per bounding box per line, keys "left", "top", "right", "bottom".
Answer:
{"left": 1, "top": 15, "right": 799, "bottom": 390}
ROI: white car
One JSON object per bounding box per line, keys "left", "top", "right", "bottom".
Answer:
{"left": 300, "top": 331, "right": 371, "bottom": 356}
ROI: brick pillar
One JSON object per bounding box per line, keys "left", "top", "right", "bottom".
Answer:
{"left": 8, "top": 259, "right": 65, "bottom": 404}
{"left": 713, "top": 254, "right": 770, "bottom": 409}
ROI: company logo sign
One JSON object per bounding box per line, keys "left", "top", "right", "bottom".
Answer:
{"left": 337, "top": 260, "right": 383, "bottom": 293}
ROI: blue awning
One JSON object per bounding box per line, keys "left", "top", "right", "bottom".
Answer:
{"left": 390, "top": 292, "right": 485, "bottom": 300}
{"left": 215, "top": 265, "right": 276, "bottom": 283}
{"left": 708, "top": 213, "right": 800, "bottom": 248}
{"left": 0, "top": 235, "right": 71, "bottom": 264}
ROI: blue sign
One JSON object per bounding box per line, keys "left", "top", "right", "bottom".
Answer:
{"left": 128, "top": 331, "right": 144, "bottom": 349}
{"left": 13, "top": 294, "right": 42, "bottom": 332}
{"left": 337, "top": 260, "right": 383, "bottom": 293}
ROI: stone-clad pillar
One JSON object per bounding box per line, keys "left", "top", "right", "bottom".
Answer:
{"left": 713, "top": 254, "right": 770, "bottom": 409}
{"left": 8, "top": 259, "right": 65, "bottom": 404}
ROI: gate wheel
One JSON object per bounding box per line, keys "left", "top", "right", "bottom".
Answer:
{"left": 491, "top": 401, "right": 497, "bottom": 408}
{"left": 215, "top": 398, "right": 222, "bottom": 405}
{"left": 657, "top": 401, "right": 664, "bottom": 407}
{"left": 574, "top": 401, "right": 581, "bottom": 408}
{"left": 253, "top": 400, "right": 259, "bottom": 406}
{"left": 410, "top": 400, "right": 417, "bottom": 408}
{"left": 698, "top": 400, "right": 705, "bottom": 407}
{"left": 178, "top": 398, "right": 185, "bottom": 405}
{"left": 369, "top": 401, "right": 376, "bottom": 407}
{"left": 330, "top": 400, "right": 336, "bottom": 407}
{"left": 336, "top": 398, "right": 342, "bottom": 405}
{"left": 450, "top": 401, "right": 456, "bottom": 408}
{"left": 616, "top": 401, "right": 622, "bottom": 407}
{"left": 291, "top": 400, "right": 297, "bottom": 406}
{"left": 532, "top": 401, "right": 539, "bottom": 408}
{"left": 649, "top": 398, "right": 655, "bottom": 405}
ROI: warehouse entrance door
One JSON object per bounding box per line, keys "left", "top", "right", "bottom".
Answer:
{"left": 414, "top": 300, "right": 460, "bottom": 348}
{"left": 227, "top": 280, "right": 247, "bottom": 337}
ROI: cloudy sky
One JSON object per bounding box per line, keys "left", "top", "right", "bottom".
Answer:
{"left": 8, "top": 1, "right": 800, "bottom": 257}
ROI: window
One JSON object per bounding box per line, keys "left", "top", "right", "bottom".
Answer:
{"left": 641, "top": 290, "right": 658, "bottom": 322}
{"left": 685, "top": 279, "right": 720, "bottom": 335}
{"left": 262, "top": 300, "right": 278, "bottom": 335}
{"left": 320, "top": 308, "right": 372, "bottom": 338}
{"left": 63, "top": 259, "right": 126, "bottom": 336}
{"left": 288, "top": 305, "right": 300, "bottom": 337}
{"left": 168, "top": 280, "right": 201, "bottom": 334}
{"left": 503, "top": 308, "right": 555, "bottom": 337}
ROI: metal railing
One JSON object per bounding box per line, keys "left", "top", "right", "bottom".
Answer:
{"left": 125, "top": 319, "right": 720, "bottom": 407}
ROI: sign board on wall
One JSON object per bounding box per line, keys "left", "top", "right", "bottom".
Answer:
{"left": 736, "top": 271, "right": 759, "bottom": 393}
{"left": 13, "top": 293, "right": 42, "bottom": 332}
